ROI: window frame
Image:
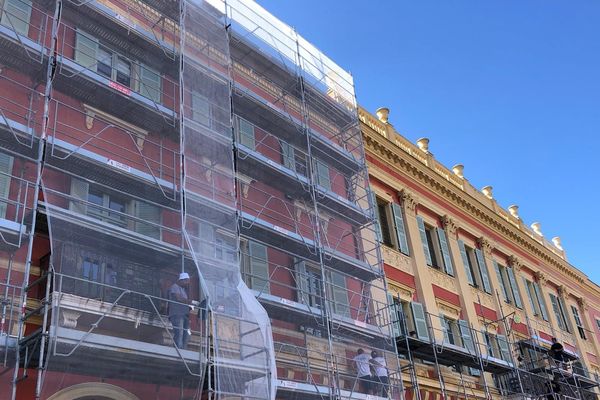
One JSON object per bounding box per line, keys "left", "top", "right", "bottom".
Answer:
{"left": 0, "top": 0, "right": 32, "bottom": 36}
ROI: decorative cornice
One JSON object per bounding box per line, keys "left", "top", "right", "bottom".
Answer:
{"left": 507, "top": 255, "right": 523, "bottom": 272}
{"left": 534, "top": 271, "right": 547, "bottom": 286}
{"left": 441, "top": 215, "right": 459, "bottom": 236}
{"left": 577, "top": 297, "right": 589, "bottom": 311}
{"left": 557, "top": 285, "right": 567, "bottom": 297}
{"left": 362, "top": 130, "right": 587, "bottom": 288}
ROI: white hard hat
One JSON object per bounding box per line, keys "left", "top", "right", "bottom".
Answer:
{"left": 179, "top": 272, "right": 190, "bottom": 280}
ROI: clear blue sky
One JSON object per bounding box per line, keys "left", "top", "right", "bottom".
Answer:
{"left": 256, "top": 0, "right": 600, "bottom": 284}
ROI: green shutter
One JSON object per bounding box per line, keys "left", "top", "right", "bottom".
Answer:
{"left": 493, "top": 261, "right": 509, "bottom": 302}
{"left": 315, "top": 160, "right": 331, "bottom": 191}
{"left": 436, "top": 227, "right": 453, "bottom": 275}
{"left": 533, "top": 281, "right": 549, "bottom": 321}
{"left": 416, "top": 216, "right": 432, "bottom": 266}
{"left": 281, "top": 141, "right": 295, "bottom": 170}
{"left": 192, "top": 92, "right": 210, "bottom": 126}
{"left": 497, "top": 334, "right": 512, "bottom": 363}
{"left": 571, "top": 305, "right": 583, "bottom": 327}
{"left": 523, "top": 278, "right": 538, "bottom": 316}
{"left": 475, "top": 248, "right": 491, "bottom": 293}
{"left": 69, "top": 177, "right": 89, "bottom": 215}
{"left": 411, "top": 302, "right": 429, "bottom": 341}
{"left": 75, "top": 30, "right": 99, "bottom": 70}
{"left": 249, "top": 241, "right": 269, "bottom": 293}
{"left": 371, "top": 192, "right": 382, "bottom": 244}
{"left": 458, "top": 240, "right": 475, "bottom": 285}
{"left": 139, "top": 64, "right": 161, "bottom": 102}
{"left": 330, "top": 271, "right": 349, "bottom": 317}
{"left": 1, "top": 0, "right": 32, "bottom": 36}
{"left": 134, "top": 200, "right": 160, "bottom": 239}
{"left": 391, "top": 203, "right": 409, "bottom": 255}
{"left": 458, "top": 320, "right": 475, "bottom": 353}
{"left": 506, "top": 267, "right": 523, "bottom": 309}
{"left": 549, "top": 293, "right": 565, "bottom": 330}
{"left": 0, "top": 153, "right": 13, "bottom": 219}
{"left": 238, "top": 117, "right": 255, "bottom": 150}
{"left": 558, "top": 296, "right": 571, "bottom": 333}
{"left": 388, "top": 293, "right": 401, "bottom": 337}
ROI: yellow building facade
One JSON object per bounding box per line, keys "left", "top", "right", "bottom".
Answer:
{"left": 361, "top": 106, "right": 600, "bottom": 400}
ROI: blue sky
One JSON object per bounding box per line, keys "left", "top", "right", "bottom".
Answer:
{"left": 256, "top": 1, "right": 600, "bottom": 284}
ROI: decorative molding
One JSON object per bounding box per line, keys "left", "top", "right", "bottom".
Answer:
{"left": 477, "top": 236, "right": 493, "bottom": 256}
{"left": 237, "top": 173, "right": 255, "bottom": 199}
{"left": 382, "top": 246, "right": 414, "bottom": 274}
{"left": 440, "top": 214, "right": 459, "bottom": 236}
{"left": 577, "top": 297, "right": 589, "bottom": 311}
{"left": 388, "top": 282, "right": 414, "bottom": 302}
{"left": 399, "top": 189, "right": 419, "bottom": 216}
{"left": 59, "top": 310, "right": 81, "bottom": 329}
{"left": 429, "top": 268, "right": 458, "bottom": 293}
{"left": 507, "top": 255, "right": 523, "bottom": 272}
{"left": 83, "top": 104, "right": 148, "bottom": 149}
{"left": 437, "top": 299, "right": 461, "bottom": 319}
{"left": 534, "top": 271, "right": 547, "bottom": 287}
{"left": 471, "top": 287, "right": 495, "bottom": 309}
{"left": 557, "top": 285, "right": 567, "bottom": 297}
{"left": 362, "top": 129, "right": 588, "bottom": 290}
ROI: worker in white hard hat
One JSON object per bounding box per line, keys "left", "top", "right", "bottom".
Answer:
{"left": 168, "top": 272, "right": 192, "bottom": 349}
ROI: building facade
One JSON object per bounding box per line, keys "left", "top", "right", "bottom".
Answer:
{"left": 361, "top": 106, "right": 600, "bottom": 400}
{"left": 0, "top": 0, "right": 400, "bottom": 399}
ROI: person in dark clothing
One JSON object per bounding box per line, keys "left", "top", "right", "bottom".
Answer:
{"left": 549, "top": 337, "right": 565, "bottom": 366}
{"left": 169, "top": 272, "right": 192, "bottom": 349}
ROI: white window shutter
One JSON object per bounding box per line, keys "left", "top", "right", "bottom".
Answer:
{"left": 74, "top": 30, "right": 99, "bottom": 70}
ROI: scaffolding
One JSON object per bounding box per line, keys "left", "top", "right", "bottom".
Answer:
{"left": 0, "top": 0, "right": 403, "bottom": 399}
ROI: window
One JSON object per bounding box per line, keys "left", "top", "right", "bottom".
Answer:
{"left": 296, "top": 260, "right": 322, "bottom": 309}
{"left": 70, "top": 178, "right": 160, "bottom": 238}
{"left": 327, "top": 270, "right": 349, "bottom": 317}
{"left": 374, "top": 196, "right": 410, "bottom": 255}
{"left": 549, "top": 292, "right": 570, "bottom": 333}
{"left": 523, "top": 278, "right": 549, "bottom": 321}
{"left": 237, "top": 117, "right": 255, "bottom": 149}
{"left": 0, "top": 0, "right": 32, "bottom": 36}
{"left": 281, "top": 141, "right": 307, "bottom": 176}
{"left": 458, "top": 241, "right": 491, "bottom": 293}
{"left": 493, "top": 261, "right": 522, "bottom": 308}
{"left": 416, "top": 216, "right": 453, "bottom": 275}
{"left": 246, "top": 241, "right": 269, "bottom": 293}
{"left": 482, "top": 331, "right": 511, "bottom": 362}
{"left": 314, "top": 160, "right": 331, "bottom": 191}
{"left": 0, "top": 152, "right": 14, "bottom": 219}
{"left": 74, "top": 31, "right": 162, "bottom": 102}
{"left": 442, "top": 317, "right": 458, "bottom": 345}
{"left": 571, "top": 305, "right": 587, "bottom": 340}
{"left": 596, "top": 319, "right": 600, "bottom": 332}
{"left": 192, "top": 92, "right": 210, "bottom": 127}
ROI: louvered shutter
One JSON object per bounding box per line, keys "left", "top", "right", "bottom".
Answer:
{"left": 1, "top": 0, "right": 32, "bottom": 35}
{"left": 533, "top": 281, "right": 549, "bottom": 321}
{"left": 315, "top": 160, "right": 331, "bottom": 191}
{"left": 238, "top": 117, "right": 255, "bottom": 150}
{"left": 497, "top": 334, "right": 512, "bottom": 363}
{"left": 523, "top": 278, "right": 538, "bottom": 315}
{"left": 458, "top": 320, "right": 475, "bottom": 353}
{"left": 139, "top": 64, "right": 161, "bottom": 102}
{"left": 436, "top": 227, "right": 453, "bottom": 275}
{"left": 416, "top": 216, "right": 432, "bottom": 266}
{"left": 75, "top": 30, "right": 99, "bottom": 70}
{"left": 458, "top": 240, "right": 475, "bottom": 285}
{"left": 549, "top": 293, "right": 565, "bottom": 330}
{"left": 391, "top": 203, "right": 409, "bottom": 255}
{"left": 411, "top": 302, "right": 429, "bottom": 341}
{"left": 475, "top": 248, "right": 491, "bottom": 293}
{"left": 0, "top": 153, "right": 13, "bottom": 218}
{"left": 388, "top": 293, "right": 401, "bottom": 337}
{"left": 371, "top": 192, "right": 381, "bottom": 244}
{"left": 330, "top": 271, "right": 349, "bottom": 317}
{"left": 134, "top": 200, "right": 160, "bottom": 239}
{"left": 441, "top": 315, "right": 451, "bottom": 344}
{"left": 494, "top": 261, "right": 509, "bottom": 302}
{"left": 69, "top": 177, "right": 89, "bottom": 215}
{"left": 281, "top": 141, "right": 295, "bottom": 171}
{"left": 506, "top": 267, "right": 523, "bottom": 308}
{"left": 249, "top": 241, "right": 269, "bottom": 293}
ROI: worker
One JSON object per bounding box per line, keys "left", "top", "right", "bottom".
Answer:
{"left": 353, "top": 348, "right": 373, "bottom": 394}
{"left": 169, "top": 272, "right": 193, "bottom": 349}
{"left": 549, "top": 337, "right": 565, "bottom": 368}
{"left": 371, "top": 350, "right": 390, "bottom": 397}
